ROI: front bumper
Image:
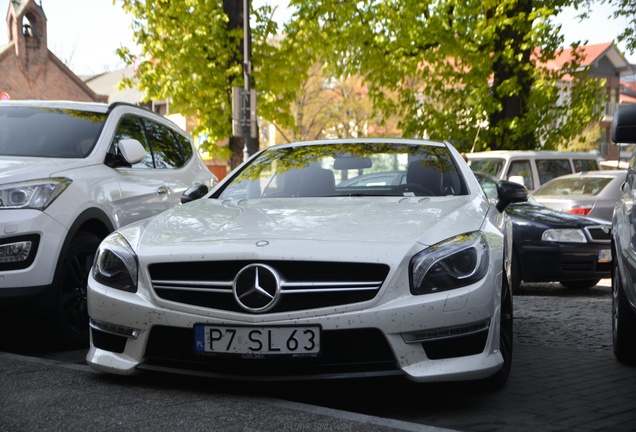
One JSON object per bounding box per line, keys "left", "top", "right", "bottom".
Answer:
{"left": 86, "top": 268, "right": 505, "bottom": 383}
{"left": 517, "top": 242, "right": 611, "bottom": 283}
{"left": 0, "top": 209, "right": 66, "bottom": 309}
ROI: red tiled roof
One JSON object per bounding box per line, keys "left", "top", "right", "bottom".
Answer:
{"left": 552, "top": 42, "right": 613, "bottom": 68}
{"left": 535, "top": 42, "right": 613, "bottom": 69}
{"left": 535, "top": 42, "right": 616, "bottom": 81}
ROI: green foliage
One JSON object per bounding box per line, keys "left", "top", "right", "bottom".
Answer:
{"left": 114, "top": 0, "right": 305, "bottom": 163}
{"left": 114, "top": 0, "right": 616, "bottom": 162}
{"left": 116, "top": 0, "right": 237, "bottom": 159}
{"left": 284, "top": 0, "right": 606, "bottom": 152}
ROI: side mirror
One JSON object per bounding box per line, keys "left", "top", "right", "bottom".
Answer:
{"left": 181, "top": 184, "right": 209, "bottom": 204}
{"left": 118, "top": 139, "right": 147, "bottom": 164}
{"left": 496, "top": 180, "right": 528, "bottom": 212}
{"left": 612, "top": 104, "right": 636, "bottom": 143}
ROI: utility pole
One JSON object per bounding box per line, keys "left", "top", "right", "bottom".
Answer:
{"left": 242, "top": 0, "right": 251, "bottom": 160}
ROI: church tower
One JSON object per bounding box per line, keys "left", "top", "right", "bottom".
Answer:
{"left": 6, "top": 0, "right": 48, "bottom": 76}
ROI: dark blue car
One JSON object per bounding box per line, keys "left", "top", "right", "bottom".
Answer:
{"left": 475, "top": 172, "right": 611, "bottom": 291}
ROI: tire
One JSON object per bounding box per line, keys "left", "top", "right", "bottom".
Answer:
{"left": 612, "top": 259, "right": 636, "bottom": 364}
{"left": 49, "top": 231, "right": 102, "bottom": 348}
{"left": 560, "top": 279, "right": 600, "bottom": 290}
{"left": 510, "top": 252, "right": 521, "bottom": 292}
{"left": 483, "top": 274, "right": 513, "bottom": 390}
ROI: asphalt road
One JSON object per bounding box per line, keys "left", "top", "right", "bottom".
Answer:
{"left": 2, "top": 279, "right": 635, "bottom": 432}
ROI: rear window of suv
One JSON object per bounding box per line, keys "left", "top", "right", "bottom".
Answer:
{"left": 0, "top": 106, "right": 107, "bottom": 158}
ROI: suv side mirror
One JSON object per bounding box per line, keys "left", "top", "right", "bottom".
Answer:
{"left": 181, "top": 183, "right": 209, "bottom": 204}
{"left": 496, "top": 180, "right": 528, "bottom": 212}
{"left": 118, "top": 139, "right": 147, "bottom": 164}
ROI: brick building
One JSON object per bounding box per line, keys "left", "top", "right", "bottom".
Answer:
{"left": 0, "top": 0, "right": 105, "bottom": 102}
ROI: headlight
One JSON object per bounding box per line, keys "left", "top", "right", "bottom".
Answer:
{"left": 541, "top": 229, "right": 586, "bottom": 243}
{"left": 0, "top": 178, "right": 71, "bottom": 210}
{"left": 410, "top": 232, "right": 490, "bottom": 295}
{"left": 92, "top": 232, "right": 138, "bottom": 292}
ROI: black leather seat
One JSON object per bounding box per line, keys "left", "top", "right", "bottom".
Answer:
{"left": 406, "top": 160, "right": 443, "bottom": 195}
{"left": 298, "top": 167, "right": 335, "bottom": 197}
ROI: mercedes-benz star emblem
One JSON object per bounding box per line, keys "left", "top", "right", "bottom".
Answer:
{"left": 233, "top": 264, "right": 281, "bottom": 312}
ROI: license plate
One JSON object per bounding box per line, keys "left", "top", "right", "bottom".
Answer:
{"left": 194, "top": 324, "right": 321, "bottom": 356}
{"left": 598, "top": 249, "right": 612, "bottom": 263}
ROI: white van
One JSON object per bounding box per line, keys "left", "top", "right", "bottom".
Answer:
{"left": 466, "top": 150, "right": 603, "bottom": 191}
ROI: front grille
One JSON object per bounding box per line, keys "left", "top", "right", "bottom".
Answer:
{"left": 141, "top": 325, "right": 399, "bottom": 378}
{"left": 585, "top": 226, "right": 611, "bottom": 243}
{"left": 149, "top": 261, "right": 390, "bottom": 313}
{"left": 561, "top": 260, "right": 596, "bottom": 272}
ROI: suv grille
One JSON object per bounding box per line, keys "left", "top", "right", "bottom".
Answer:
{"left": 149, "top": 260, "right": 390, "bottom": 313}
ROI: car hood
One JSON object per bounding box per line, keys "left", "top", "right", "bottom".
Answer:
{"left": 134, "top": 196, "right": 489, "bottom": 249}
{"left": 507, "top": 202, "right": 609, "bottom": 227}
{"left": 0, "top": 157, "right": 88, "bottom": 181}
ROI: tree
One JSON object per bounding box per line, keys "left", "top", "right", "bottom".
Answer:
{"left": 270, "top": 61, "right": 401, "bottom": 143}
{"left": 114, "top": 0, "right": 305, "bottom": 169}
{"left": 283, "top": 0, "right": 605, "bottom": 152}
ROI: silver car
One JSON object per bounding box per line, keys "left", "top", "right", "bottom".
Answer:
{"left": 531, "top": 170, "right": 626, "bottom": 222}
{"left": 87, "top": 138, "right": 528, "bottom": 388}
{"left": 611, "top": 105, "right": 636, "bottom": 365}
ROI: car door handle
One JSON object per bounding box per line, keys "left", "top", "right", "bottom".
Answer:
{"left": 157, "top": 186, "right": 171, "bottom": 195}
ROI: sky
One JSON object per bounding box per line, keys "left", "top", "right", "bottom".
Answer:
{"left": 0, "top": 0, "right": 634, "bottom": 76}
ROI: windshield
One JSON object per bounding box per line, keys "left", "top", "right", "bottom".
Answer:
{"left": 216, "top": 142, "right": 466, "bottom": 199}
{"left": 467, "top": 158, "right": 504, "bottom": 177}
{"left": 0, "top": 106, "right": 107, "bottom": 158}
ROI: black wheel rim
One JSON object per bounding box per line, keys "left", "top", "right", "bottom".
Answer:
{"left": 60, "top": 248, "right": 94, "bottom": 337}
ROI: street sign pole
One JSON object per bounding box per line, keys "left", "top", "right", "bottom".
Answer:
{"left": 243, "top": 0, "right": 251, "bottom": 160}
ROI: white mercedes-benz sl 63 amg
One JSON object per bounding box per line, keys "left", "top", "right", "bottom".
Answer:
{"left": 86, "top": 138, "right": 527, "bottom": 388}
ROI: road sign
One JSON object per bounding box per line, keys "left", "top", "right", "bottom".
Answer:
{"left": 1, "top": 92, "right": 9, "bottom": 100}
{"left": 231, "top": 87, "right": 257, "bottom": 138}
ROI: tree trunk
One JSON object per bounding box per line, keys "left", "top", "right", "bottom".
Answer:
{"left": 486, "top": 0, "right": 536, "bottom": 151}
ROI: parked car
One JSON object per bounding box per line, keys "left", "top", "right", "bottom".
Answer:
{"left": 531, "top": 170, "right": 626, "bottom": 222}
{"left": 610, "top": 104, "right": 636, "bottom": 364}
{"left": 466, "top": 150, "right": 602, "bottom": 192}
{"left": 475, "top": 172, "right": 612, "bottom": 291}
{"left": 86, "top": 138, "right": 528, "bottom": 387}
{"left": 0, "top": 100, "right": 216, "bottom": 347}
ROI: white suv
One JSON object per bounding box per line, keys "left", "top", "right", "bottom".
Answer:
{"left": 0, "top": 100, "right": 216, "bottom": 347}
{"left": 466, "top": 150, "right": 602, "bottom": 192}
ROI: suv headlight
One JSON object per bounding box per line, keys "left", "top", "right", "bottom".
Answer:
{"left": 0, "top": 178, "right": 71, "bottom": 210}
{"left": 410, "top": 232, "right": 490, "bottom": 295}
{"left": 541, "top": 229, "right": 587, "bottom": 243}
{"left": 92, "top": 232, "right": 138, "bottom": 292}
